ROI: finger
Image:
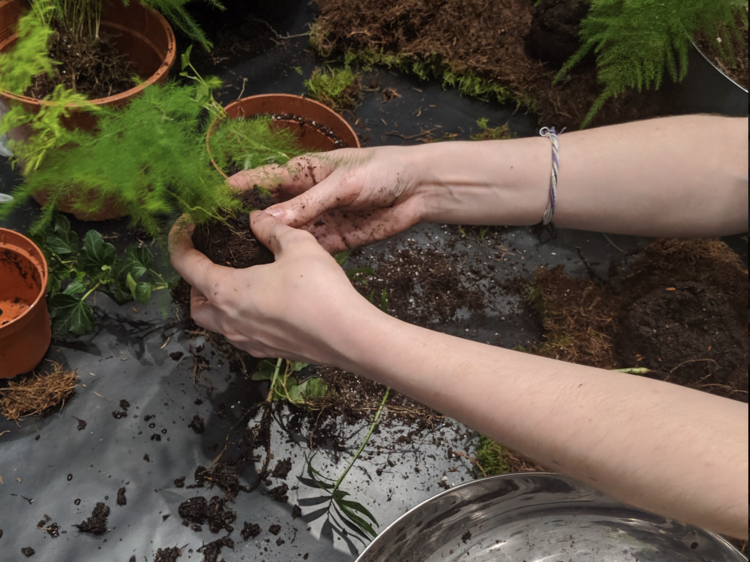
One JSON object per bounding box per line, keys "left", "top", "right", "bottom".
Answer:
{"left": 169, "top": 215, "right": 234, "bottom": 292}
{"left": 227, "top": 153, "right": 342, "bottom": 200}
{"left": 190, "top": 285, "right": 224, "bottom": 334}
{"left": 250, "top": 210, "right": 314, "bottom": 256}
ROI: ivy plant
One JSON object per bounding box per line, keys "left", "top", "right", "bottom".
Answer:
{"left": 34, "top": 215, "right": 168, "bottom": 337}
{"left": 251, "top": 359, "right": 329, "bottom": 406}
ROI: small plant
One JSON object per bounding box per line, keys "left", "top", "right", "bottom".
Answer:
{"left": 560, "top": 0, "right": 748, "bottom": 127}
{"left": 251, "top": 359, "right": 329, "bottom": 406}
{"left": 475, "top": 436, "right": 512, "bottom": 476}
{"left": 33, "top": 215, "right": 169, "bottom": 336}
{"left": 305, "top": 388, "right": 390, "bottom": 539}
{"left": 469, "top": 118, "right": 516, "bottom": 141}
{"left": 304, "top": 66, "right": 361, "bottom": 111}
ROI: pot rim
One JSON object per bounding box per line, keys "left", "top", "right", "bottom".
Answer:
{"left": 0, "top": 0, "right": 177, "bottom": 108}
{"left": 205, "top": 93, "right": 361, "bottom": 179}
{"left": 691, "top": 39, "right": 749, "bottom": 94}
{"left": 0, "top": 227, "right": 48, "bottom": 334}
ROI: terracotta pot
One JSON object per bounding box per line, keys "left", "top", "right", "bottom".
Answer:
{"left": 207, "top": 94, "right": 361, "bottom": 179}
{"left": 0, "top": 228, "right": 51, "bottom": 379}
{"left": 0, "top": 0, "right": 177, "bottom": 221}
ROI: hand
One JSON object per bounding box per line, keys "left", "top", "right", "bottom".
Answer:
{"left": 168, "top": 211, "right": 376, "bottom": 364}
{"left": 226, "top": 147, "right": 426, "bottom": 252}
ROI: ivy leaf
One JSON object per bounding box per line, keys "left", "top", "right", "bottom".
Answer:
{"left": 180, "top": 44, "right": 193, "bottom": 71}
{"left": 297, "top": 378, "right": 328, "bottom": 400}
{"left": 251, "top": 360, "right": 276, "bottom": 382}
{"left": 122, "top": 246, "right": 153, "bottom": 280}
{"left": 49, "top": 294, "right": 94, "bottom": 336}
{"left": 62, "top": 278, "right": 87, "bottom": 296}
{"left": 44, "top": 215, "right": 79, "bottom": 255}
{"left": 126, "top": 272, "right": 138, "bottom": 296}
{"left": 79, "top": 231, "right": 116, "bottom": 278}
{"left": 134, "top": 281, "right": 153, "bottom": 305}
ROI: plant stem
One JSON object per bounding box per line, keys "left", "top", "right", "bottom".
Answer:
{"left": 267, "top": 357, "right": 284, "bottom": 403}
{"left": 81, "top": 281, "right": 102, "bottom": 302}
{"left": 332, "top": 387, "right": 390, "bottom": 495}
{"left": 612, "top": 367, "right": 651, "bottom": 374}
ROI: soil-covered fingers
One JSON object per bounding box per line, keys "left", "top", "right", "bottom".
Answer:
{"left": 226, "top": 153, "right": 344, "bottom": 201}
{"left": 300, "top": 201, "right": 423, "bottom": 253}
{"left": 250, "top": 210, "right": 323, "bottom": 257}
{"left": 169, "top": 217, "right": 234, "bottom": 295}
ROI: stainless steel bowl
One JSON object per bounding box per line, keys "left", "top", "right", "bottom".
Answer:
{"left": 356, "top": 473, "right": 745, "bottom": 562}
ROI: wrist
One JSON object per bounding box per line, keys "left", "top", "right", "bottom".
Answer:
{"left": 409, "top": 138, "right": 551, "bottom": 226}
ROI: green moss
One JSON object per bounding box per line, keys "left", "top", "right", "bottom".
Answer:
{"left": 470, "top": 118, "right": 516, "bottom": 141}
{"left": 304, "top": 66, "right": 361, "bottom": 112}
{"left": 475, "top": 436, "right": 512, "bottom": 476}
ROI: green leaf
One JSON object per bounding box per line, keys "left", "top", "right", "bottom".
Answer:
{"left": 338, "top": 498, "right": 379, "bottom": 526}
{"left": 122, "top": 246, "right": 153, "bottom": 279}
{"left": 335, "top": 250, "right": 352, "bottom": 266}
{"left": 62, "top": 278, "right": 87, "bottom": 296}
{"left": 49, "top": 293, "right": 95, "bottom": 336}
{"left": 180, "top": 45, "right": 193, "bottom": 71}
{"left": 346, "top": 266, "right": 374, "bottom": 278}
{"left": 126, "top": 272, "right": 138, "bottom": 296}
{"left": 134, "top": 282, "right": 153, "bottom": 305}
{"left": 336, "top": 501, "right": 378, "bottom": 538}
{"left": 79, "top": 230, "right": 116, "bottom": 277}
{"left": 297, "top": 378, "right": 328, "bottom": 400}
{"left": 293, "top": 362, "right": 308, "bottom": 372}
{"left": 251, "top": 360, "right": 276, "bottom": 382}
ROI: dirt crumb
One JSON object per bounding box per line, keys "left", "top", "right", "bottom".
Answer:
{"left": 154, "top": 547, "right": 182, "bottom": 562}
{"left": 117, "top": 487, "right": 127, "bottom": 506}
{"left": 241, "top": 522, "right": 262, "bottom": 540}
{"left": 75, "top": 502, "right": 110, "bottom": 535}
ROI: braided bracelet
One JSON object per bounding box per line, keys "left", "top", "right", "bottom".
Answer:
{"left": 539, "top": 126, "right": 560, "bottom": 226}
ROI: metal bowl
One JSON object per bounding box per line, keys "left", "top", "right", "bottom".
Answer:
{"left": 356, "top": 473, "right": 745, "bottom": 562}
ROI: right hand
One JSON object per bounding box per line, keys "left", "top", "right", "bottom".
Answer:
{"left": 226, "top": 146, "right": 426, "bottom": 252}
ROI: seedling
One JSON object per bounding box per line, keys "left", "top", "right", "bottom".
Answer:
{"left": 305, "top": 387, "right": 390, "bottom": 539}
{"left": 33, "top": 215, "right": 169, "bottom": 336}
{"left": 251, "top": 359, "right": 329, "bottom": 406}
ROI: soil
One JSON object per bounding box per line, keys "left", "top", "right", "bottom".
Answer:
{"left": 271, "top": 458, "right": 292, "bottom": 479}
{"left": 189, "top": 414, "right": 206, "bottom": 434}
{"left": 241, "top": 521, "right": 262, "bottom": 540}
{"left": 116, "top": 487, "right": 127, "bottom": 506}
{"left": 25, "top": 32, "right": 135, "bottom": 100}
{"left": 75, "top": 502, "right": 110, "bottom": 535}
{"left": 21, "top": 547, "right": 35, "bottom": 557}
{"left": 153, "top": 547, "right": 182, "bottom": 562}
{"left": 197, "top": 536, "right": 234, "bottom": 562}
{"left": 192, "top": 188, "right": 275, "bottom": 269}
{"left": 695, "top": 16, "right": 749, "bottom": 90}
{"left": 177, "top": 495, "right": 237, "bottom": 533}
{"left": 531, "top": 239, "right": 748, "bottom": 402}
{"left": 525, "top": 0, "right": 594, "bottom": 69}
{"left": 312, "top": 0, "right": 665, "bottom": 129}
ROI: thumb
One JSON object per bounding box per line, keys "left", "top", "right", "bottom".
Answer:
{"left": 250, "top": 210, "right": 306, "bottom": 256}
{"left": 265, "top": 174, "right": 356, "bottom": 228}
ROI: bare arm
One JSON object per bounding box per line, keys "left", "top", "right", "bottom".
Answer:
{"left": 240, "top": 115, "right": 748, "bottom": 251}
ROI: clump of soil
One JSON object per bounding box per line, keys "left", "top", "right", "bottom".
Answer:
{"left": 177, "top": 496, "right": 236, "bottom": 533}
{"left": 0, "top": 364, "right": 78, "bottom": 421}
{"left": 25, "top": 32, "right": 136, "bottom": 100}
{"left": 197, "top": 536, "right": 234, "bottom": 562}
{"left": 268, "top": 483, "right": 289, "bottom": 502}
{"left": 271, "top": 458, "right": 292, "bottom": 479}
{"left": 116, "top": 487, "right": 127, "bottom": 506}
{"left": 153, "top": 547, "right": 182, "bottom": 562}
{"left": 525, "top": 0, "right": 594, "bottom": 69}
{"left": 194, "top": 464, "right": 248, "bottom": 500}
{"left": 241, "top": 522, "right": 262, "bottom": 540}
{"left": 529, "top": 239, "right": 748, "bottom": 402}
{"left": 189, "top": 414, "right": 206, "bottom": 434}
{"left": 192, "top": 188, "right": 275, "bottom": 269}
{"left": 75, "top": 502, "right": 110, "bottom": 535}
{"left": 21, "top": 547, "right": 35, "bottom": 557}
{"left": 312, "top": 0, "right": 664, "bottom": 129}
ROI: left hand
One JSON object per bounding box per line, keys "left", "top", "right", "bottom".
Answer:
{"left": 168, "top": 211, "right": 377, "bottom": 364}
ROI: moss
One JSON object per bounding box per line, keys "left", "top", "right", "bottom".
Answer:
{"left": 475, "top": 436, "right": 512, "bottom": 476}
{"left": 469, "top": 118, "right": 516, "bottom": 141}
{"left": 304, "top": 66, "right": 361, "bottom": 112}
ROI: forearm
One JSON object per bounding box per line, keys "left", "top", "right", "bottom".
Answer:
{"left": 338, "top": 309, "right": 749, "bottom": 538}
{"left": 415, "top": 115, "right": 749, "bottom": 236}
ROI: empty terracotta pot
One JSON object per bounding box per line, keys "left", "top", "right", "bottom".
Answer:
{"left": 0, "top": 228, "right": 51, "bottom": 378}
{"left": 207, "top": 94, "right": 361, "bottom": 178}
{"left": 0, "top": 0, "right": 177, "bottom": 221}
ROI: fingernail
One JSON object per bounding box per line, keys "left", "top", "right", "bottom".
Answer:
{"left": 267, "top": 207, "right": 284, "bottom": 219}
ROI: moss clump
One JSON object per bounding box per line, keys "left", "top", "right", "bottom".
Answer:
{"left": 209, "top": 115, "right": 308, "bottom": 175}
{"left": 469, "top": 118, "right": 516, "bottom": 141}
{"left": 475, "top": 435, "right": 543, "bottom": 476}
{"left": 304, "top": 66, "right": 361, "bottom": 112}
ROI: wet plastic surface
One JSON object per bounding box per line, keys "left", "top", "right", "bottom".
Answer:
{"left": 0, "top": 2, "right": 746, "bottom": 561}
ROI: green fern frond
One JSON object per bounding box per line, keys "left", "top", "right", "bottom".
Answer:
{"left": 0, "top": 0, "right": 55, "bottom": 94}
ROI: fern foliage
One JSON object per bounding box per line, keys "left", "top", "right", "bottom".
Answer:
{"left": 1, "top": 82, "right": 240, "bottom": 237}
{"left": 0, "top": 0, "right": 55, "bottom": 94}
{"left": 561, "top": 0, "right": 748, "bottom": 127}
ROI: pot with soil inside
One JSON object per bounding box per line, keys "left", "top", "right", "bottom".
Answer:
{"left": 0, "top": 0, "right": 177, "bottom": 220}
{"left": 197, "top": 93, "right": 360, "bottom": 268}
{"left": 0, "top": 227, "right": 50, "bottom": 379}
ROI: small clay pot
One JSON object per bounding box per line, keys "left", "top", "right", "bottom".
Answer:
{"left": 0, "top": 0, "right": 177, "bottom": 221}
{"left": 207, "top": 94, "right": 361, "bottom": 179}
{"left": 0, "top": 228, "right": 51, "bottom": 379}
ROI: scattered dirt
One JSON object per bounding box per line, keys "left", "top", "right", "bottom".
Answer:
{"left": 268, "top": 483, "right": 289, "bottom": 502}
{"left": 312, "top": 0, "right": 665, "bottom": 129}
{"left": 269, "top": 524, "right": 281, "bottom": 535}
{"left": 197, "top": 536, "right": 234, "bottom": 562}
{"left": 695, "top": 16, "right": 749, "bottom": 90}
{"left": 25, "top": 32, "right": 135, "bottom": 100}
{"left": 530, "top": 239, "right": 748, "bottom": 401}
{"left": 0, "top": 364, "right": 78, "bottom": 421}
{"left": 525, "top": 0, "right": 594, "bottom": 69}
{"left": 75, "top": 502, "right": 110, "bottom": 535}
{"left": 271, "top": 458, "right": 292, "bottom": 479}
{"left": 153, "top": 547, "right": 182, "bottom": 562}
{"left": 21, "top": 547, "right": 35, "bottom": 557}
{"left": 177, "top": 496, "right": 236, "bottom": 533}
